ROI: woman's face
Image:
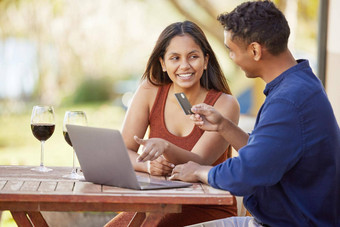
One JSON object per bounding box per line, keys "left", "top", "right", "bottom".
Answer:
{"left": 160, "top": 34, "right": 208, "bottom": 89}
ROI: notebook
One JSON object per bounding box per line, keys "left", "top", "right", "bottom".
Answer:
{"left": 66, "top": 124, "right": 192, "bottom": 190}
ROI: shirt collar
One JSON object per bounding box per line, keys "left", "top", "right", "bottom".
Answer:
{"left": 263, "top": 59, "right": 309, "bottom": 96}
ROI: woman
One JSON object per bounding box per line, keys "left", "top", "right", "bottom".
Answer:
{"left": 106, "top": 21, "right": 239, "bottom": 227}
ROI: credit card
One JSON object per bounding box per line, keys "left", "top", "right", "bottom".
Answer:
{"left": 174, "top": 93, "right": 193, "bottom": 115}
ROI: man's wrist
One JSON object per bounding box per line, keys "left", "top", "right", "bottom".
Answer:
{"left": 194, "top": 165, "right": 212, "bottom": 185}
{"left": 217, "top": 118, "right": 230, "bottom": 134}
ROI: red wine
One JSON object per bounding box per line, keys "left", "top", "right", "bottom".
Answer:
{"left": 31, "top": 123, "right": 55, "bottom": 141}
{"left": 63, "top": 131, "right": 73, "bottom": 147}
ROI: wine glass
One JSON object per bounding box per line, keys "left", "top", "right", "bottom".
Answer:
{"left": 63, "top": 111, "right": 87, "bottom": 179}
{"left": 30, "top": 105, "right": 55, "bottom": 172}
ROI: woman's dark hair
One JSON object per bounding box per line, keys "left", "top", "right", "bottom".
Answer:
{"left": 217, "top": 0, "right": 290, "bottom": 55}
{"left": 142, "top": 20, "right": 231, "bottom": 95}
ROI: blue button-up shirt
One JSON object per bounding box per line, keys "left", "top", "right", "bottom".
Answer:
{"left": 208, "top": 60, "right": 340, "bottom": 226}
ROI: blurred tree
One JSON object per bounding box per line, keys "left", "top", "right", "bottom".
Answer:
{"left": 0, "top": 0, "right": 82, "bottom": 105}
{"left": 168, "top": 0, "right": 224, "bottom": 43}
{"left": 0, "top": 0, "right": 319, "bottom": 113}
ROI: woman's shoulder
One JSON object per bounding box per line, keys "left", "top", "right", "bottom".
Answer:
{"left": 137, "top": 80, "right": 159, "bottom": 96}
{"left": 135, "top": 81, "right": 170, "bottom": 111}
{"left": 215, "top": 93, "right": 240, "bottom": 118}
{"left": 217, "top": 92, "right": 238, "bottom": 103}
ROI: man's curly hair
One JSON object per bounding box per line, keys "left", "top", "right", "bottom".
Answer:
{"left": 217, "top": 0, "right": 290, "bottom": 55}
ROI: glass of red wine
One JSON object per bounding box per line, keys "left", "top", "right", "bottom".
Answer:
{"left": 63, "top": 111, "right": 87, "bottom": 179}
{"left": 30, "top": 105, "right": 55, "bottom": 172}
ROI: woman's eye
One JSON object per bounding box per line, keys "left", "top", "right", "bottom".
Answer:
{"left": 170, "top": 56, "right": 179, "bottom": 61}
{"left": 190, "top": 55, "right": 199, "bottom": 59}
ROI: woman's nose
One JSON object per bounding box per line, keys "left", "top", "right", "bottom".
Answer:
{"left": 179, "top": 59, "right": 190, "bottom": 69}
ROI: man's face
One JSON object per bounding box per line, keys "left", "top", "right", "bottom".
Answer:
{"left": 224, "top": 30, "right": 259, "bottom": 78}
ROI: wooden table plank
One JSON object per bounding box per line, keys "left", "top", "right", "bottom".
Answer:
{"left": 0, "top": 180, "right": 6, "bottom": 190}
{"left": 73, "top": 181, "right": 102, "bottom": 193}
{"left": 0, "top": 201, "right": 181, "bottom": 213}
{"left": 0, "top": 201, "right": 41, "bottom": 211}
{"left": 2, "top": 180, "right": 24, "bottom": 192}
{"left": 201, "top": 184, "right": 231, "bottom": 195}
{"left": 21, "top": 181, "right": 40, "bottom": 192}
{"left": 55, "top": 181, "right": 74, "bottom": 192}
{"left": 38, "top": 181, "right": 57, "bottom": 192}
{"left": 0, "top": 165, "right": 72, "bottom": 180}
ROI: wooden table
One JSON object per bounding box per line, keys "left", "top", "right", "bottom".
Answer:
{"left": 0, "top": 165, "right": 233, "bottom": 227}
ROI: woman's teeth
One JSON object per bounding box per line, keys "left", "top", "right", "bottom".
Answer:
{"left": 177, "top": 73, "right": 193, "bottom": 78}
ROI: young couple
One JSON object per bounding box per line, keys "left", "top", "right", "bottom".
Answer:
{"left": 107, "top": 1, "right": 340, "bottom": 226}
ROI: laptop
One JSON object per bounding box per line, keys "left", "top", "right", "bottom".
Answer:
{"left": 66, "top": 124, "right": 192, "bottom": 190}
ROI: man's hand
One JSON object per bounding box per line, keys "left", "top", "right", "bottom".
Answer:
{"left": 191, "top": 103, "right": 248, "bottom": 151}
{"left": 169, "top": 161, "right": 212, "bottom": 184}
{"left": 190, "top": 103, "right": 225, "bottom": 132}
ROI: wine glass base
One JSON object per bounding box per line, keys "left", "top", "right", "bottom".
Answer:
{"left": 31, "top": 166, "right": 53, "bottom": 172}
{"left": 63, "top": 172, "right": 84, "bottom": 180}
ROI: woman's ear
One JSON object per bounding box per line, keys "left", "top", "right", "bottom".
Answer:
{"left": 204, "top": 54, "right": 209, "bottom": 70}
{"left": 248, "top": 42, "right": 262, "bottom": 61}
{"left": 159, "top": 57, "right": 166, "bottom": 72}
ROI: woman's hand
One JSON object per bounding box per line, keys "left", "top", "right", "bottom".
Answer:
{"left": 135, "top": 136, "right": 170, "bottom": 162}
{"left": 146, "top": 156, "right": 175, "bottom": 176}
{"left": 190, "top": 103, "right": 225, "bottom": 132}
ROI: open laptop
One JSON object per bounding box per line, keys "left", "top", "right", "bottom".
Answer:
{"left": 66, "top": 124, "right": 192, "bottom": 190}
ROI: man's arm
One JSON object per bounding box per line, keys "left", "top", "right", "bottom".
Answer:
{"left": 191, "top": 103, "right": 249, "bottom": 151}
{"left": 172, "top": 101, "right": 303, "bottom": 197}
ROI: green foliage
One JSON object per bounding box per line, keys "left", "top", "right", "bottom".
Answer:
{"left": 72, "top": 77, "right": 113, "bottom": 104}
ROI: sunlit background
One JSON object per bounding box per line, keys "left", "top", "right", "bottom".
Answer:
{"left": 0, "top": 0, "right": 322, "bottom": 226}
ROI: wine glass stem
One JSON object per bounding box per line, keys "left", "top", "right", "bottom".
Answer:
{"left": 72, "top": 149, "right": 76, "bottom": 174}
{"left": 40, "top": 141, "right": 45, "bottom": 167}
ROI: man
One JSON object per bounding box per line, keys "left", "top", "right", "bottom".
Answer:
{"left": 170, "top": 1, "right": 340, "bottom": 226}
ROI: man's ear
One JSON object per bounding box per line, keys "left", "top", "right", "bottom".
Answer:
{"left": 248, "top": 42, "right": 262, "bottom": 61}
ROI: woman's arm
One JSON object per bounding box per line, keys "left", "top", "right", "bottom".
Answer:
{"left": 137, "top": 94, "right": 241, "bottom": 165}
{"left": 121, "top": 80, "right": 155, "bottom": 173}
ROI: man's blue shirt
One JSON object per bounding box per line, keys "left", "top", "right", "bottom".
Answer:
{"left": 208, "top": 60, "right": 340, "bottom": 226}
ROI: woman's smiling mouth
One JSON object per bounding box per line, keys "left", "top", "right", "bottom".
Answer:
{"left": 177, "top": 73, "right": 194, "bottom": 79}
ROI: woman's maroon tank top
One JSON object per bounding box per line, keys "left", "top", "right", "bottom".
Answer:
{"left": 148, "top": 83, "right": 228, "bottom": 165}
